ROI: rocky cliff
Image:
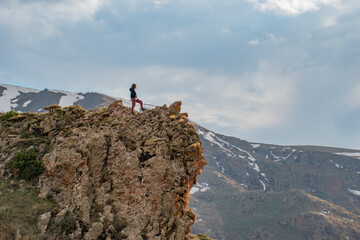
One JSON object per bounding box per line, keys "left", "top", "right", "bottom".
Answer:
{"left": 0, "top": 101, "right": 206, "bottom": 240}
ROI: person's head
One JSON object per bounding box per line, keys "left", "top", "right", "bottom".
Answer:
{"left": 131, "top": 83, "right": 137, "bottom": 89}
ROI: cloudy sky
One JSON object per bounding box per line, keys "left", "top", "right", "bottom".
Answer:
{"left": 1, "top": 0, "right": 359, "bottom": 149}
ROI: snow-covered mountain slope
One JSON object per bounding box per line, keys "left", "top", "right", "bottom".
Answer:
{"left": 0, "top": 84, "right": 154, "bottom": 113}
{"left": 189, "top": 125, "right": 360, "bottom": 239}
{"left": 194, "top": 126, "right": 360, "bottom": 192}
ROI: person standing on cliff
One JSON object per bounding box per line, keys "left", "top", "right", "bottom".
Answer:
{"left": 129, "top": 83, "right": 144, "bottom": 115}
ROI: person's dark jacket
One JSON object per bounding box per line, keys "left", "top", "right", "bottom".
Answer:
{"left": 129, "top": 87, "right": 137, "bottom": 99}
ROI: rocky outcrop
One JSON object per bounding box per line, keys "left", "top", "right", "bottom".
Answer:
{"left": 0, "top": 101, "right": 206, "bottom": 239}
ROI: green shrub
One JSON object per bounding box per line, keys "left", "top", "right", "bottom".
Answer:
{"left": 0, "top": 109, "right": 19, "bottom": 121}
{"left": 6, "top": 149, "right": 44, "bottom": 181}
{"left": 198, "top": 234, "right": 210, "bottom": 240}
{"left": 61, "top": 214, "right": 77, "bottom": 234}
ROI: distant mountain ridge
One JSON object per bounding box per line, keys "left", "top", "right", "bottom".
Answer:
{"left": 0, "top": 84, "right": 154, "bottom": 113}
{"left": 190, "top": 126, "right": 360, "bottom": 239}
{"left": 2, "top": 83, "right": 360, "bottom": 239}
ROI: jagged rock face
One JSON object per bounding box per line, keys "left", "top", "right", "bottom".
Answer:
{"left": 0, "top": 101, "right": 206, "bottom": 240}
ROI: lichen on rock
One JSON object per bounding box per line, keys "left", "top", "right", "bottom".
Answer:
{"left": 0, "top": 101, "right": 206, "bottom": 239}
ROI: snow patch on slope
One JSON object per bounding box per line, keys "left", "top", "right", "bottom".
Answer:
{"left": 259, "top": 180, "right": 266, "bottom": 191}
{"left": 271, "top": 149, "right": 296, "bottom": 162}
{"left": 198, "top": 130, "right": 233, "bottom": 154}
{"left": 197, "top": 128, "right": 262, "bottom": 175}
{"left": 0, "top": 84, "right": 40, "bottom": 112}
{"left": 318, "top": 210, "right": 331, "bottom": 216}
{"left": 59, "top": 94, "right": 83, "bottom": 107}
{"left": 329, "top": 160, "right": 343, "bottom": 169}
{"left": 248, "top": 162, "right": 260, "bottom": 172}
{"left": 283, "top": 149, "right": 296, "bottom": 160}
{"left": 251, "top": 144, "right": 261, "bottom": 148}
{"left": 50, "top": 90, "right": 84, "bottom": 107}
{"left": 336, "top": 152, "right": 360, "bottom": 159}
{"left": 201, "top": 130, "right": 257, "bottom": 162}
{"left": 348, "top": 188, "right": 360, "bottom": 197}
{"left": 217, "top": 137, "right": 257, "bottom": 162}
{"left": 23, "top": 100, "right": 32, "bottom": 107}
{"left": 343, "top": 217, "right": 353, "bottom": 222}
{"left": 190, "top": 183, "right": 210, "bottom": 195}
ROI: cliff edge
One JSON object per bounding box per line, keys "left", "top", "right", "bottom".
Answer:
{"left": 0, "top": 101, "right": 206, "bottom": 240}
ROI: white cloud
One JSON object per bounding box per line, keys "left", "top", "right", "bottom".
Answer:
{"left": 154, "top": 0, "right": 172, "bottom": 7}
{"left": 249, "top": 39, "right": 260, "bottom": 45}
{"left": 0, "top": 7, "right": 61, "bottom": 42}
{"left": 347, "top": 81, "right": 360, "bottom": 108}
{"left": 248, "top": 32, "right": 285, "bottom": 46}
{"left": 2, "top": 0, "right": 105, "bottom": 22}
{"left": 247, "top": 0, "right": 340, "bottom": 16}
{"left": 116, "top": 0, "right": 172, "bottom": 12}
{"left": 42, "top": 0, "right": 106, "bottom": 22}
{"left": 0, "top": 0, "right": 106, "bottom": 42}
{"left": 321, "top": 17, "right": 337, "bottom": 28}
{"left": 189, "top": 62, "right": 297, "bottom": 129}
{"left": 266, "top": 32, "right": 286, "bottom": 44}
{"left": 318, "top": 0, "right": 360, "bottom": 29}
{"left": 220, "top": 27, "right": 231, "bottom": 35}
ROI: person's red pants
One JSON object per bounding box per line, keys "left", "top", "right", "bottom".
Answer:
{"left": 131, "top": 98, "right": 143, "bottom": 113}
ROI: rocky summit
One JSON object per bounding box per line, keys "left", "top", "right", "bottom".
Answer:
{"left": 0, "top": 101, "right": 206, "bottom": 240}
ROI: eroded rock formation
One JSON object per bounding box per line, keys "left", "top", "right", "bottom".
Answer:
{"left": 0, "top": 101, "right": 206, "bottom": 240}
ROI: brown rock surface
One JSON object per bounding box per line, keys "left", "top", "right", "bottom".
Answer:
{"left": 0, "top": 101, "right": 206, "bottom": 240}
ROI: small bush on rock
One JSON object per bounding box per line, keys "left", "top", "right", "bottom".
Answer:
{"left": 198, "top": 234, "right": 210, "bottom": 240}
{"left": 6, "top": 149, "right": 44, "bottom": 181}
{"left": 61, "top": 214, "right": 77, "bottom": 235}
{"left": 0, "top": 109, "right": 19, "bottom": 121}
